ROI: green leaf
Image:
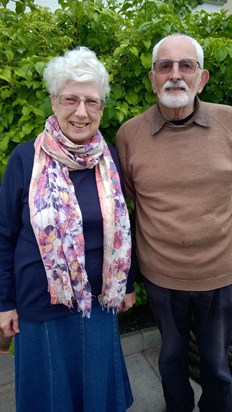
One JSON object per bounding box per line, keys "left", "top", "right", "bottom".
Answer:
{"left": 216, "top": 48, "right": 228, "bottom": 62}
{"left": 15, "top": 64, "right": 33, "bottom": 80}
{"left": 143, "top": 40, "right": 151, "bottom": 50}
{"left": 15, "top": 2, "right": 26, "bottom": 14}
{"left": 140, "top": 52, "right": 151, "bottom": 69}
{"left": 4, "top": 110, "right": 14, "bottom": 127}
{"left": 0, "top": 0, "right": 10, "bottom": 7}
{"left": 116, "top": 110, "right": 124, "bottom": 123}
{"left": 116, "top": 101, "right": 129, "bottom": 116}
{"left": 0, "top": 88, "right": 12, "bottom": 99}
{"left": 0, "top": 66, "right": 12, "bottom": 82}
{"left": 129, "top": 46, "right": 138, "bottom": 57}
{"left": 4, "top": 49, "right": 14, "bottom": 63}
{"left": 35, "top": 61, "right": 47, "bottom": 76}
{"left": 0, "top": 135, "right": 9, "bottom": 152}
{"left": 125, "top": 90, "right": 139, "bottom": 105}
{"left": 22, "top": 106, "right": 33, "bottom": 116}
{"left": 111, "top": 83, "right": 124, "bottom": 99}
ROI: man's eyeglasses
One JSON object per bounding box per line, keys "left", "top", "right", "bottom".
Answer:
{"left": 57, "top": 95, "right": 105, "bottom": 112}
{"left": 153, "top": 59, "right": 201, "bottom": 74}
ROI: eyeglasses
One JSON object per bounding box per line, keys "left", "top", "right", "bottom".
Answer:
{"left": 57, "top": 95, "right": 104, "bottom": 112}
{"left": 153, "top": 59, "right": 201, "bottom": 74}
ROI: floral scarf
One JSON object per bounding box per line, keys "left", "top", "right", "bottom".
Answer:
{"left": 29, "top": 115, "right": 131, "bottom": 317}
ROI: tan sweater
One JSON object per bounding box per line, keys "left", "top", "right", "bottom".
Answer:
{"left": 116, "top": 98, "right": 232, "bottom": 291}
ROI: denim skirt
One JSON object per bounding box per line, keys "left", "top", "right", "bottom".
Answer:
{"left": 14, "top": 305, "right": 133, "bottom": 412}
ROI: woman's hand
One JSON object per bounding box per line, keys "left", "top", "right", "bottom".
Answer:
{"left": 119, "top": 291, "right": 136, "bottom": 312}
{"left": 0, "top": 309, "right": 20, "bottom": 337}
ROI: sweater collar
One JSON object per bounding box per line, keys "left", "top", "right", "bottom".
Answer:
{"left": 151, "top": 96, "right": 211, "bottom": 135}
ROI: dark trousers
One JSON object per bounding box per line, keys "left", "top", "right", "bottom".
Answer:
{"left": 143, "top": 277, "right": 232, "bottom": 412}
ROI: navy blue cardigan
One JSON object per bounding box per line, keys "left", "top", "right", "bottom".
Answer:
{"left": 0, "top": 140, "right": 135, "bottom": 322}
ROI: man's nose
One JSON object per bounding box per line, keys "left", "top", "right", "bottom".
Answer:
{"left": 169, "top": 61, "right": 182, "bottom": 80}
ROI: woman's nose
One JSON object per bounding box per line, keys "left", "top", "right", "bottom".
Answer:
{"left": 74, "top": 100, "right": 87, "bottom": 116}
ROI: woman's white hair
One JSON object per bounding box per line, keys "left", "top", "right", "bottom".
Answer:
{"left": 43, "top": 46, "right": 110, "bottom": 100}
{"left": 151, "top": 33, "right": 204, "bottom": 70}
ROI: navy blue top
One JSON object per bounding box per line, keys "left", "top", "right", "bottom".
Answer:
{"left": 0, "top": 140, "right": 135, "bottom": 322}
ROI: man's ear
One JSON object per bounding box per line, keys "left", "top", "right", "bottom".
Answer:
{"left": 148, "top": 70, "right": 153, "bottom": 81}
{"left": 148, "top": 70, "right": 157, "bottom": 93}
{"left": 197, "top": 70, "right": 210, "bottom": 94}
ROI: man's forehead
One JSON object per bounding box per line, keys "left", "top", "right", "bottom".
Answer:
{"left": 157, "top": 37, "right": 197, "bottom": 59}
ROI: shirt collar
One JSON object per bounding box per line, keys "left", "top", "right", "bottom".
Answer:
{"left": 151, "top": 96, "right": 211, "bottom": 135}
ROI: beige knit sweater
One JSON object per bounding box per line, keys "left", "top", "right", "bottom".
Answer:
{"left": 116, "top": 98, "right": 232, "bottom": 291}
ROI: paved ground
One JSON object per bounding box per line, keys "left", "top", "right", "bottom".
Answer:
{"left": 0, "top": 327, "right": 202, "bottom": 412}
{"left": 122, "top": 327, "right": 201, "bottom": 412}
{"left": 0, "top": 350, "right": 15, "bottom": 412}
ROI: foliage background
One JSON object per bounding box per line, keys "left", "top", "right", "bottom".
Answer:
{"left": 0, "top": 0, "right": 232, "bottom": 179}
{"left": 0, "top": 0, "right": 232, "bottom": 305}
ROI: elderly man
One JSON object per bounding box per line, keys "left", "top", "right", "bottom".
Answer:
{"left": 116, "top": 33, "right": 232, "bottom": 412}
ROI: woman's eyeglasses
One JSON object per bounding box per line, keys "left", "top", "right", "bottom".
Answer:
{"left": 57, "top": 95, "right": 105, "bottom": 112}
{"left": 153, "top": 59, "right": 201, "bottom": 74}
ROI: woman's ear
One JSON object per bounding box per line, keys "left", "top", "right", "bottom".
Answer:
{"left": 50, "top": 96, "right": 57, "bottom": 114}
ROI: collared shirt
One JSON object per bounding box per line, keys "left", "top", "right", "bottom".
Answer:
{"left": 151, "top": 96, "right": 211, "bottom": 135}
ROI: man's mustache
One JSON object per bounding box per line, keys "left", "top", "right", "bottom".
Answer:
{"left": 163, "top": 81, "right": 189, "bottom": 92}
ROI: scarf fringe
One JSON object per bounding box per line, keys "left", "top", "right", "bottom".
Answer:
{"left": 98, "top": 294, "right": 123, "bottom": 314}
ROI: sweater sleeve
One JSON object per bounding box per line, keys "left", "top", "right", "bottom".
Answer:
{"left": 0, "top": 147, "right": 25, "bottom": 310}
{"left": 108, "top": 144, "right": 136, "bottom": 293}
{"left": 115, "top": 126, "right": 136, "bottom": 201}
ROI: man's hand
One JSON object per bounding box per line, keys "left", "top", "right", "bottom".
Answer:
{"left": 0, "top": 309, "right": 20, "bottom": 337}
{"left": 119, "top": 292, "right": 136, "bottom": 312}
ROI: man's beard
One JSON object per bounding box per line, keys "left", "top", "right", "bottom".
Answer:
{"left": 158, "top": 80, "right": 196, "bottom": 108}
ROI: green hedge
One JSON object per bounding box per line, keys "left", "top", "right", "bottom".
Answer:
{"left": 0, "top": 0, "right": 232, "bottom": 178}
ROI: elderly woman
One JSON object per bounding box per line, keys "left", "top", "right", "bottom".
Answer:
{"left": 0, "top": 47, "right": 135, "bottom": 412}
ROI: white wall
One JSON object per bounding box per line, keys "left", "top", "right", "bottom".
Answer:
{"left": 6, "top": 0, "right": 60, "bottom": 12}
{"left": 6, "top": 0, "right": 231, "bottom": 14}
{"left": 194, "top": 2, "right": 225, "bottom": 13}
{"left": 224, "top": 0, "right": 232, "bottom": 11}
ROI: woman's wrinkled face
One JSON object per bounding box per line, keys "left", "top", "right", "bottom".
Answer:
{"left": 51, "top": 81, "right": 104, "bottom": 144}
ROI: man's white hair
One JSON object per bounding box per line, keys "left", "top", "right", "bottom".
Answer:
{"left": 151, "top": 34, "right": 204, "bottom": 70}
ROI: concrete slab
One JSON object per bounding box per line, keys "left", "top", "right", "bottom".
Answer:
{"left": 121, "top": 326, "right": 160, "bottom": 356}
{"left": 143, "top": 347, "right": 202, "bottom": 412}
{"left": 122, "top": 328, "right": 202, "bottom": 412}
{"left": 0, "top": 383, "right": 15, "bottom": 412}
{"left": 125, "top": 352, "right": 166, "bottom": 412}
{"left": 0, "top": 352, "right": 14, "bottom": 385}
{"left": 0, "top": 352, "right": 15, "bottom": 412}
